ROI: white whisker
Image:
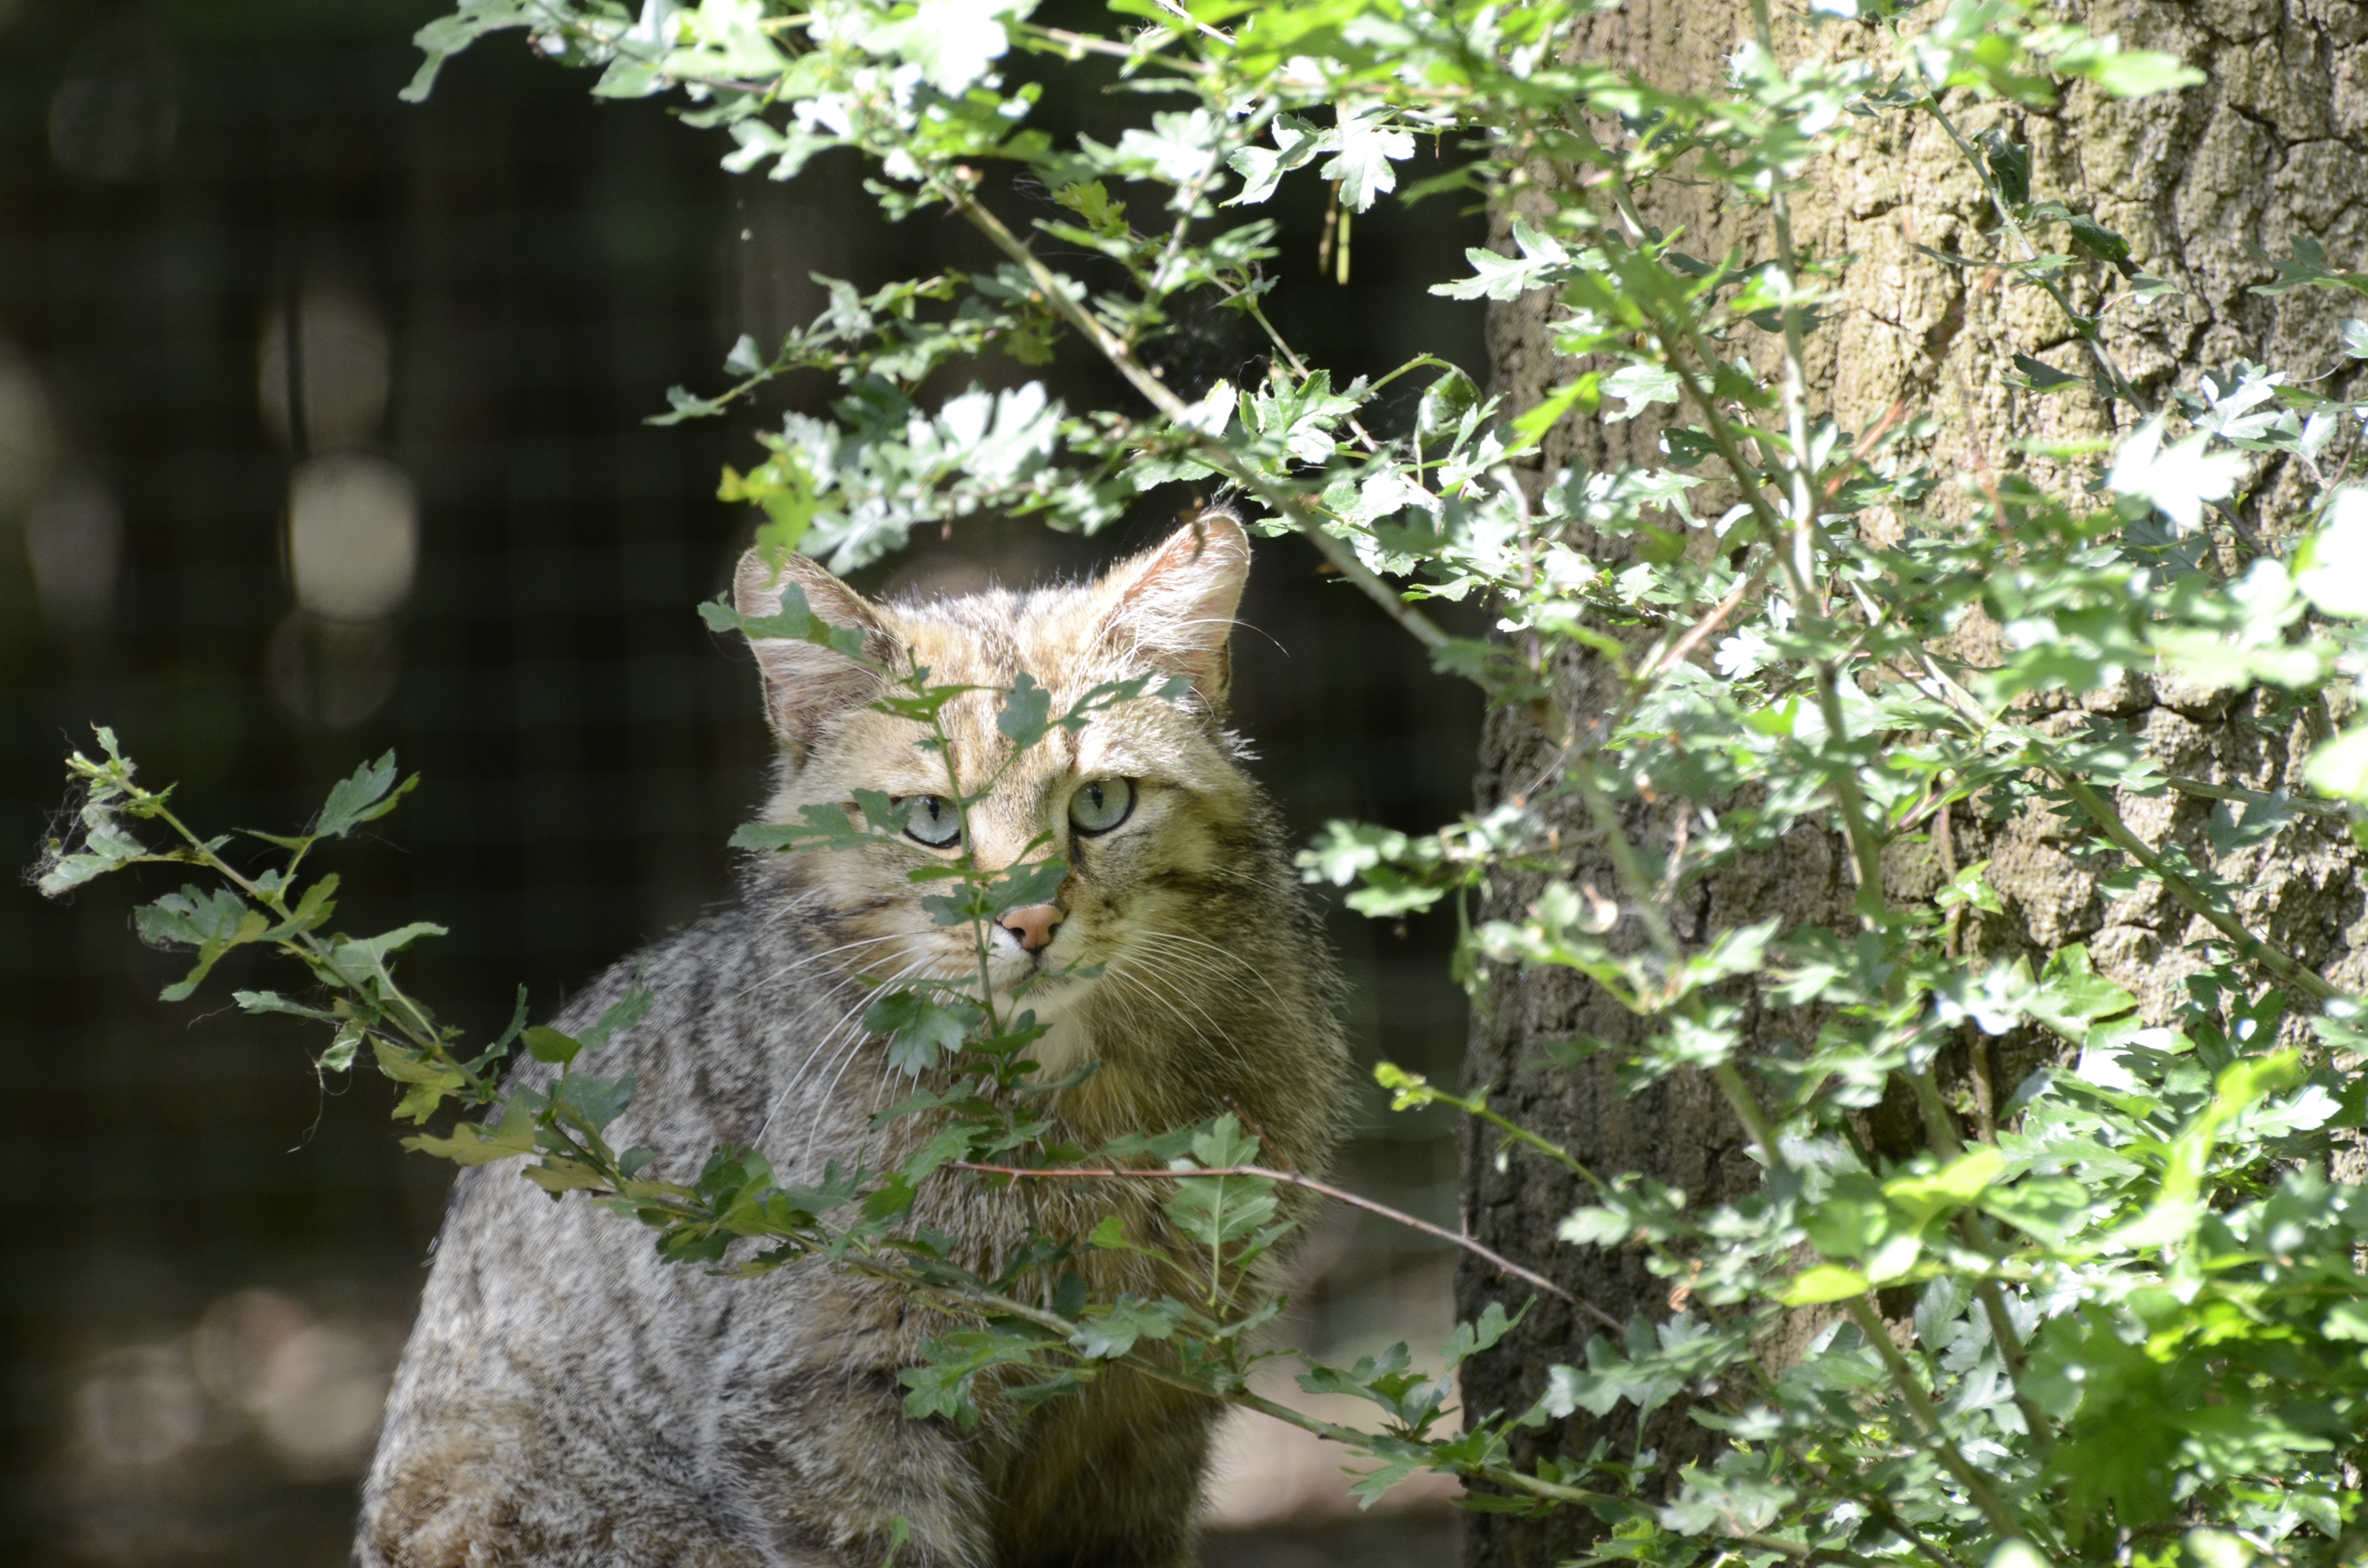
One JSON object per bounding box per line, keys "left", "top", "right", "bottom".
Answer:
{"left": 1128, "top": 928, "right": 1287, "bottom": 1008}
{"left": 749, "top": 944, "right": 930, "bottom": 1141}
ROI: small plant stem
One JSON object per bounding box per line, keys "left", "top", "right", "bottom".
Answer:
{"left": 1745, "top": 0, "right": 1819, "bottom": 536}
{"left": 1467, "top": 1098, "right": 1608, "bottom": 1195}
{"left": 1916, "top": 91, "right": 2148, "bottom": 414}
{"left": 950, "top": 1160, "right": 1622, "bottom": 1330}
{"left": 925, "top": 699, "right": 1005, "bottom": 1035}
{"left": 1654, "top": 319, "right": 1789, "bottom": 542}
{"left": 1963, "top": 1259, "right": 2055, "bottom": 1462}
{"left": 1809, "top": 661, "right": 1890, "bottom": 922}
{"left": 1885, "top": 623, "right": 2339, "bottom": 1001}
{"left": 1738, "top": 6, "right": 1903, "bottom": 924}
{"left": 1904, "top": 1067, "right": 1964, "bottom": 1157}
{"left": 1570, "top": 769, "right": 1685, "bottom": 962}
{"left": 1713, "top": 1060, "right": 1785, "bottom": 1166}
{"left": 2159, "top": 774, "right": 2352, "bottom": 821}
{"left": 2053, "top": 775, "right": 2339, "bottom": 1001}
{"left": 143, "top": 796, "right": 456, "bottom": 1070}
{"left": 1841, "top": 1295, "right": 2054, "bottom": 1556}
{"left": 1013, "top": 23, "right": 1211, "bottom": 72}
{"left": 1149, "top": 0, "right": 1233, "bottom": 49}
{"left": 1903, "top": 1064, "right": 2053, "bottom": 1460}
{"left": 939, "top": 180, "right": 1451, "bottom": 655}
{"left": 1667, "top": 317, "right": 1904, "bottom": 914}
{"left": 1154, "top": 105, "right": 1271, "bottom": 290}
{"left": 1734, "top": 1536, "right": 1883, "bottom": 1568}
{"left": 1632, "top": 560, "right": 1769, "bottom": 687}
{"left": 892, "top": 1269, "right": 1625, "bottom": 1511}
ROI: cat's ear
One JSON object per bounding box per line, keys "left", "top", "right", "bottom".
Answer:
{"left": 732, "top": 548, "right": 900, "bottom": 767}
{"left": 1097, "top": 508, "right": 1251, "bottom": 710}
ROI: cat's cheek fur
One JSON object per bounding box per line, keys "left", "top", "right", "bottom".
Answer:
{"left": 363, "top": 514, "right": 1352, "bottom": 1568}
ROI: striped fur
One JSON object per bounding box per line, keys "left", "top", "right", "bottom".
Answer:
{"left": 359, "top": 514, "right": 1353, "bottom": 1568}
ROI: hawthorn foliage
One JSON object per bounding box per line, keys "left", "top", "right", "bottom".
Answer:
{"left": 38, "top": 0, "right": 2368, "bottom": 1565}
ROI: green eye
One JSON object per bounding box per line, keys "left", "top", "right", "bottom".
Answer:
{"left": 1068, "top": 778, "right": 1134, "bottom": 836}
{"left": 902, "top": 796, "right": 962, "bottom": 848}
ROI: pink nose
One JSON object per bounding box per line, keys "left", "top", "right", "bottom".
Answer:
{"left": 997, "top": 903, "right": 1065, "bottom": 954}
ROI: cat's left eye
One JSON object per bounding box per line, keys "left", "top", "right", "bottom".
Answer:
{"left": 902, "top": 796, "right": 962, "bottom": 848}
{"left": 1068, "top": 778, "right": 1134, "bottom": 836}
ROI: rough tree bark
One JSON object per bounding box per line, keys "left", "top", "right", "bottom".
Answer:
{"left": 1459, "top": 5, "right": 2368, "bottom": 1565}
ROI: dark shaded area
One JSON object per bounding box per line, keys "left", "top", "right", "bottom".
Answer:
{"left": 1205, "top": 1516, "right": 1462, "bottom": 1568}
{"left": 0, "top": 2, "right": 1485, "bottom": 1563}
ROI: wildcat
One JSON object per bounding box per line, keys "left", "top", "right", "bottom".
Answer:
{"left": 358, "top": 510, "right": 1353, "bottom": 1568}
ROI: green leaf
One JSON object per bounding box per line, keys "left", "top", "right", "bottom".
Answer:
{"left": 864, "top": 991, "right": 980, "bottom": 1074}
{"left": 2303, "top": 726, "right": 2368, "bottom": 804}
{"left": 1322, "top": 107, "right": 1415, "bottom": 213}
{"left": 2245, "top": 236, "right": 2368, "bottom": 298}
{"left": 734, "top": 803, "right": 876, "bottom": 854}
{"left": 987, "top": 858, "right": 1067, "bottom": 915}
{"left": 1432, "top": 219, "right": 1572, "bottom": 302}
{"left": 555, "top": 1072, "right": 636, "bottom": 1135}
{"left": 997, "top": 672, "right": 1052, "bottom": 749}
{"left": 401, "top": 0, "right": 535, "bottom": 104}
{"left": 861, "top": 0, "right": 1014, "bottom": 97}
{"left": 2108, "top": 417, "right": 2246, "bottom": 532}
{"left": 1441, "top": 1300, "right": 1525, "bottom": 1370}
{"left": 317, "top": 752, "right": 418, "bottom": 838}
{"left": 2322, "top": 1299, "right": 2368, "bottom": 1342}
{"left": 404, "top": 1112, "right": 537, "bottom": 1166}
{"left": 2295, "top": 491, "right": 2368, "bottom": 618}
{"left": 2029, "top": 944, "right": 2138, "bottom": 1034}
{"left": 37, "top": 795, "right": 151, "bottom": 896}
{"left": 666, "top": 0, "right": 792, "bottom": 80}
{"left": 719, "top": 447, "right": 824, "bottom": 559}
{"left": 578, "top": 983, "right": 654, "bottom": 1054}
{"left": 2064, "top": 212, "right": 2135, "bottom": 273}
{"left": 1978, "top": 128, "right": 2030, "bottom": 208}
{"left": 136, "top": 886, "right": 271, "bottom": 1002}
{"left": 1227, "top": 115, "right": 1321, "bottom": 206}
{"left": 234, "top": 989, "right": 338, "bottom": 1023}
{"left": 329, "top": 923, "right": 449, "bottom": 997}
{"left": 1163, "top": 1164, "right": 1278, "bottom": 1250}
{"left": 319, "top": 1025, "right": 361, "bottom": 1073}
{"left": 2085, "top": 49, "right": 2205, "bottom": 97}
{"left": 1781, "top": 1265, "right": 1870, "bottom": 1305}
{"left": 1883, "top": 1146, "right": 2007, "bottom": 1222}
{"left": 2009, "top": 353, "right": 2082, "bottom": 392}
{"left": 1069, "top": 1294, "right": 1182, "bottom": 1359}
{"left": 1601, "top": 363, "right": 1683, "bottom": 423}
{"left": 524, "top": 1025, "right": 584, "bottom": 1067}
{"left": 373, "top": 1039, "right": 466, "bottom": 1125}
{"left": 1186, "top": 1113, "right": 1259, "bottom": 1170}
{"left": 263, "top": 874, "right": 342, "bottom": 940}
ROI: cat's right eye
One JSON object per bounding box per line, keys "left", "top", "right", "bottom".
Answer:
{"left": 901, "top": 796, "right": 962, "bottom": 848}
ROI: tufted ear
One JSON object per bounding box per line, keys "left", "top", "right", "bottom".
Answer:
{"left": 1096, "top": 508, "right": 1251, "bottom": 711}
{"left": 732, "top": 548, "right": 901, "bottom": 768}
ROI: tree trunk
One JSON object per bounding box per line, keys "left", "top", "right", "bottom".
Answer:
{"left": 1460, "top": 5, "right": 2368, "bottom": 1565}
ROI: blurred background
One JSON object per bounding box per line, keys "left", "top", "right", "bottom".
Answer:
{"left": 0, "top": 2, "right": 1488, "bottom": 1562}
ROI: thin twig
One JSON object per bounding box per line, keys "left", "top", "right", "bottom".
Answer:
{"left": 1842, "top": 1296, "right": 2056, "bottom": 1557}
{"left": 876, "top": 1265, "right": 1624, "bottom": 1512}
{"left": 1854, "top": 579, "right": 2343, "bottom": 1000}
{"left": 950, "top": 1159, "right": 1623, "bottom": 1332}
{"left": 1917, "top": 93, "right": 2149, "bottom": 415}
{"left": 2161, "top": 774, "right": 2351, "bottom": 821}
{"left": 939, "top": 179, "right": 1452, "bottom": 654}
{"left": 1633, "top": 562, "right": 1767, "bottom": 686}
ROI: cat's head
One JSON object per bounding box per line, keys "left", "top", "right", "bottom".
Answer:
{"left": 732, "top": 511, "right": 1263, "bottom": 1066}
